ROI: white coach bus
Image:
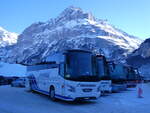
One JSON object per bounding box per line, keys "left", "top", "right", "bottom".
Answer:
{"left": 26, "top": 49, "right": 101, "bottom": 101}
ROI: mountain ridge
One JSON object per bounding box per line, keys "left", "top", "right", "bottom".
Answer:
{"left": 0, "top": 6, "right": 142, "bottom": 65}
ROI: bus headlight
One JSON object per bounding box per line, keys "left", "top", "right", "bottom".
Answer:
{"left": 67, "top": 85, "right": 76, "bottom": 92}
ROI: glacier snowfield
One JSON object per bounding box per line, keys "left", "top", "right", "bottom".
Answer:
{"left": 0, "top": 83, "right": 150, "bottom": 113}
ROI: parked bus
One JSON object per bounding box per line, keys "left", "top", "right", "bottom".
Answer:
{"left": 96, "top": 55, "right": 112, "bottom": 94}
{"left": 26, "top": 49, "right": 101, "bottom": 101}
{"left": 126, "top": 66, "right": 140, "bottom": 88}
{"left": 108, "top": 62, "right": 127, "bottom": 92}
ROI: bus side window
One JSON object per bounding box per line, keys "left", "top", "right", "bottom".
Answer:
{"left": 59, "top": 63, "right": 65, "bottom": 77}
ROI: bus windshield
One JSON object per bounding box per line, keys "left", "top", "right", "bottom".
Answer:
{"left": 65, "top": 51, "right": 100, "bottom": 82}
{"left": 97, "top": 59, "right": 105, "bottom": 76}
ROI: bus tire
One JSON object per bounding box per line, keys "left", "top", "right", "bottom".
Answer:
{"left": 26, "top": 80, "right": 33, "bottom": 92}
{"left": 50, "top": 86, "right": 56, "bottom": 101}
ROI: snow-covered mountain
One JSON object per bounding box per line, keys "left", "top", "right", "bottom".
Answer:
{"left": 0, "top": 27, "right": 22, "bottom": 76}
{"left": 127, "top": 38, "right": 150, "bottom": 78}
{"left": 0, "top": 27, "right": 18, "bottom": 63}
{"left": 0, "top": 27, "right": 18, "bottom": 47}
{"left": 0, "top": 6, "right": 142, "bottom": 64}
{"left": 129, "top": 38, "right": 150, "bottom": 58}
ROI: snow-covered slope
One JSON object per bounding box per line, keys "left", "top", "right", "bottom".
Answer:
{"left": 0, "top": 6, "right": 142, "bottom": 64}
{"left": 0, "top": 27, "right": 18, "bottom": 47}
{"left": 127, "top": 38, "right": 150, "bottom": 78}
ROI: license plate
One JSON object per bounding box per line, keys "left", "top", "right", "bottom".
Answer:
{"left": 83, "top": 89, "right": 92, "bottom": 92}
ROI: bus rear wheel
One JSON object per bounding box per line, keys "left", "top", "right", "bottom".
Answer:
{"left": 50, "top": 87, "right": 56, "bottom": 101}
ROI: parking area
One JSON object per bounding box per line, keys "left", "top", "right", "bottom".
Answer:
{"left": 0, "top": 84, "right": 150, "bottom": 113}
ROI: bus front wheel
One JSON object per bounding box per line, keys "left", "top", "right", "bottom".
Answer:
{"left": 49, "top": 86, "right": 56, "bottom": 101}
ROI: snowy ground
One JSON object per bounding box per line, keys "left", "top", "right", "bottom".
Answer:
{"left": 0, "top": 83, "right": 150, "bottom": 113}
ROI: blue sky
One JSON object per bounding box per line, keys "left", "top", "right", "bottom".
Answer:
{"left": 0, "top": 0, "right": 150, "bottom": 39}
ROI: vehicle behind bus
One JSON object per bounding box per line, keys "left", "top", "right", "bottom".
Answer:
{"left": 108, "top": 62, "right": 127, "bottom": 92}
{"left": 96, "top": 55, "right": 112, "bottom": 94}
{"left": 126, "top": 66, "right": 139, "bottom": 88}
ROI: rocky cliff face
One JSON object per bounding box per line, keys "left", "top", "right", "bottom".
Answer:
{"left": 127, "top": 38, "right": 150, "bottom": 77}
{"left": 0, "top": 6, "right": 142, "bottom": 65}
